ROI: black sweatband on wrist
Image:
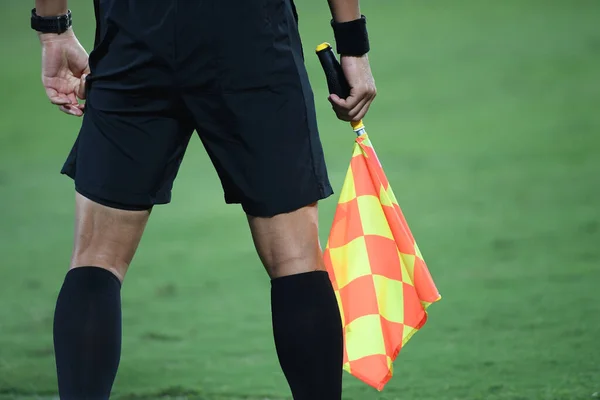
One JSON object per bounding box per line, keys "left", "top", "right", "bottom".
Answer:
{"left": 331, "top": 15, "right": 370, "bottom": 56}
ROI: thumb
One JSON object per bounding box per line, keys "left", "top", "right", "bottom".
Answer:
{"left": 328, "top": 93, "right": 346, "bottom": 107}
{"left": 77, "top": 74, "right": 88, "bottom": 100}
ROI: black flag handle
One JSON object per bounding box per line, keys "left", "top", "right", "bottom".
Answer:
{"left": 315, "top": 42, "right": 351, "bottom": 99}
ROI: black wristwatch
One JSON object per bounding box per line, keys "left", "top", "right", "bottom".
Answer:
{"left": 31, "top": 8, "right": 72, "bottom": 34}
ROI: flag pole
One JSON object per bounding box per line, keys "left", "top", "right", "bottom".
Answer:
{"left": 352, "top": 120, "right": 366, "bottom": 136}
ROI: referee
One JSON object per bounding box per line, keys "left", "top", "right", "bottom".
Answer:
{"left": 32, "top": 0, "right": 376, "bottom": 398}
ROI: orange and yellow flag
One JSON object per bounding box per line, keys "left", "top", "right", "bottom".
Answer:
{"left": 323, "top": 122, "right": 441, "bottom": 391}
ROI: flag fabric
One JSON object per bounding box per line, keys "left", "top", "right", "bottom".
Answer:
{"left": 323, "top": 128, "right": 441, "bottom": 391}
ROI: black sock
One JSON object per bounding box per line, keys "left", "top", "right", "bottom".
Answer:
{"left": 271, "top": 271, "right": 343, "bottom": 400}
{"left": 53, "top": 267, "right": 122, "bottom": 400}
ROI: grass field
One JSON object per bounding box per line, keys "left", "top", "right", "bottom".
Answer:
{"left": 1, "top": 1, "right": 599, "bottom": 399}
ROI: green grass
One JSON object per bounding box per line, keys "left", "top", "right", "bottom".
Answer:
{"left": 1, "top": 0, "right": 600, "bottom": 399}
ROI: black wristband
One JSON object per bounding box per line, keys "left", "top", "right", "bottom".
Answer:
{"left": 31, "top": 8, "right": 72, "bottom": 34}
{"left": 331, "top": 15, "right": 370, "bottom": 56}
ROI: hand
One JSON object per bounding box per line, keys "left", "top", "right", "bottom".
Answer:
{"left": 39, "top": 30, "right": 90, "bottom": 117}
{"left": 328, "top": 54, "right": 377, "bottom": 122}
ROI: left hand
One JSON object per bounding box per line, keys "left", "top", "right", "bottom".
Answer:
{"left": 328, "top": 54, "right": 377, "bottom": 122}
{"left": 39, "top": 30, "right": 90, "bottom": 116}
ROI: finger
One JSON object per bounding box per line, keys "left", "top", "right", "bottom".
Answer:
{"left": 66, "top": 92, "right": 78, "bottom": 105}
{"left": 330, "top": 94, "right": 370, "bottom": 122}
{"left": 70, "top": 105, "right": 84, "bottom": 116}
{"left": 47, "top": 91, "right": 71, "bottom": 106}
{"left": 331, "top": 106, "right": 349, "bottom": 121}
{"left": 59, "top": 105, "right": 72, "bottom": 115}
{"left": 49, "top": 97, "right": 72, "bottom": 106}
{"left": 343, "top": 92, "right": 363, "bottom": 110}
{"left": 77, "top": 74, "right": 88, "bottom": 100}
{"left": 328, "top": 95, "right": 346, "bottom": 112}
{"left": 328, "top": 94, "right": 347, "bottom": 108}
{"left": 59, "top": 104, "right": 84, "bottom": 117}
{"left": 329, "top": 92, "right": 363, "bottom": 111}
{"left": 352, "top": 97, "right": 373, "bottom": 122}
{"left": 351, "top": 92, "right": 376, "bottom": 121}
{"left": 347, "top": 96, "right": 370, "bottom": 120}
{"left": 328, "top": 96, "right": 351, "bottom": 121}
{"left": 330, "top": 88, "right": 365, "bottom": 113}
{"left": 69, "top": 102, "right": 86, "bottom": 113}
{"left": 330, "top": 94, "right": 359, "bottom": 113}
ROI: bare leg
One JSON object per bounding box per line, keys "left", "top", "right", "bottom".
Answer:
{"left": 248, "top": 203, "right": 343, "bottom": 400}
{"left": 54, "top": 193, "right": 150, "bottom": 399}
{"left": 248, "top": 202, "right": 324, "bottom": 278}
{"left": 71, "top": 192, "right": 150, "bottom": 280}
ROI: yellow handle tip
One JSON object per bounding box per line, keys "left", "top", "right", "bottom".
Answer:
{"left": 315, "top": 42, "right": 331, "bottom": 53}
{"left": 351, "top": 120, "right": 365, "bottom": 130}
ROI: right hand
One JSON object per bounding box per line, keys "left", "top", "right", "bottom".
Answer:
{"left": 39, "top": 30, "right": 90, "bottom": 116}
{"left": 328, "top": 54, "right": 377, "bottom": 122}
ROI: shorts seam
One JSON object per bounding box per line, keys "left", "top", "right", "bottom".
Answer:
{"left": 282, "top": 4, "right": 324, "bottom": 197}
{"left": 70, "top": 179, "right": 170, "bottom": 209}
{"left": 73, "top": 177, "right": 162, "bottom": 197}
{"left": 75, "top": 186, "right": 154, "bottom": 211}
{"left": 241, "top": 186, "right": 332, "bottom": 217}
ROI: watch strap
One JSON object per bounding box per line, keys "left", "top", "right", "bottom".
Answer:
{"left": 31, "top": 8, "right": 72, "bottom": 34}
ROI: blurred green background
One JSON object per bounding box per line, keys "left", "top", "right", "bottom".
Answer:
{"left": 1, "top": 1, "right": 599, "bottom": 399}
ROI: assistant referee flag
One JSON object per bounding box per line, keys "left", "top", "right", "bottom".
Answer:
{"left": 322, "top": 121, "right": 441, "bottom": 391}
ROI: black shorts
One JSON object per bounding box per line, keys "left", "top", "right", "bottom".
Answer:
{"left": 61, "top": 0, "right": 332, "bottom": 217}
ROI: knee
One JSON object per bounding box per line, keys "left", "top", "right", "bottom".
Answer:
{"left": 71, "top": 193, "right": 150, "bottom": 283}
{"left": 262, "top": 246, "right": 325, "bottom": 279}
{"left": 248, "top": 203, "right": 325, "bottom": 279}
{"left": 70, "top": 253, "right": 129, "bottom": 283}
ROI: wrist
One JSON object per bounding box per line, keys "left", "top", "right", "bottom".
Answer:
{"left": 331, "top": 11, "right": 361, "bottom": 24}
{"left": 38, "top": 27, "right": 75, "bottom": 44}
{"left": 340, "top": 53, "right": 368, "bottom": 60}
